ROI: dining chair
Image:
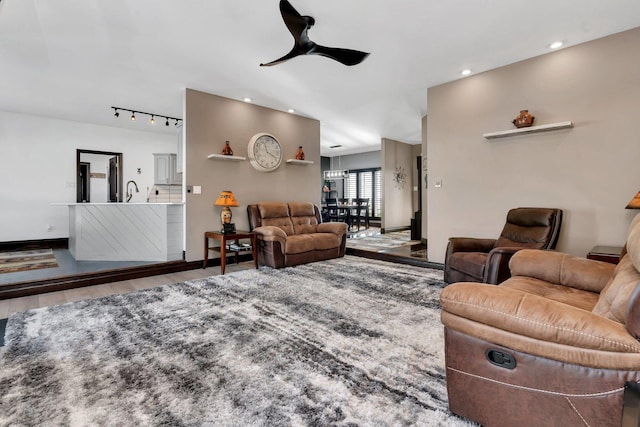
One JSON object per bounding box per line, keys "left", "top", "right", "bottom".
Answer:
{"left": 325, "top": 198, "right": 347, "bottom": 223}
{"left": 352, "top": 198, "right": 370, "bottom": 230}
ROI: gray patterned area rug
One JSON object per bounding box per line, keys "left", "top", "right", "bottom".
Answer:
{"left": 0, "top": 256, "right": 474, "bottom": 426}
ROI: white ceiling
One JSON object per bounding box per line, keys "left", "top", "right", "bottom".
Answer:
{"left": 2, "top": 0, "right": 640, "bottom": 156}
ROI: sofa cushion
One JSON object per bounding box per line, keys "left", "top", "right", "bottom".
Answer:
{"left": 288, "top": 202, "right": 315, "bottom": 217}
{"left": 501, "top": 276, "right": 599, "bottom": 311}
{"left": 284, "top": 234, "right": 315, "bottom": 254}
{"left": 509, "top": 249, "right": 615, "bottom": 294}
{"left": 258, "top": 202, "right": 294, "bottom": 235}
{"left": 312, "top": 233, "right": 340, "bottom": 251}
{"left": 289, "top": 202, "right": 319, "bottom": 234}
{"left": 447, "top": 252, "right": 487, "bottom": 281}
{"left": 495, "top": 208, "right": 556, "bottom": 248}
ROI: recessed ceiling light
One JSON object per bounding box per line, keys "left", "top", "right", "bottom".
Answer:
{"left": 461, "top": 69, "right": 472, "bottom": 76}
{"left": 287, "top": 109, "right": 295, "bottom": 113}
{"left": 243, "top": 97, "right": 252, "bottom": 103}
{"left": 549, "top": 41, "right": 564, "bottom": 49}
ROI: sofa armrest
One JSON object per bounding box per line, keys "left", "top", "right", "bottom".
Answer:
{"left": 440, "top": 282, "right": 640, "bottom": 353}
{"left": 253, "top": 226, "right": 287, "bottom": 246}
{"left": 447, "top": 237, "right": 496, "bottom": 254}
{"left": 510, "top": 249, "right": 616, "bottom": 293}
{"left": 484, "top": 246, "right": 521, "bottom": 284}
{"left": 317, "top": 222, "right": 348, "bottom": 237}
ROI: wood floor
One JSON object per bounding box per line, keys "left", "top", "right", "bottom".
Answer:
{"left": 0, "top": 261, "right": 254, "bottom": 319}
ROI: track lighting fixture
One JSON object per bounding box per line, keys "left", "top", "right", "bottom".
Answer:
{"left": 111, "top": 106, "right": 182, "bottom": 128}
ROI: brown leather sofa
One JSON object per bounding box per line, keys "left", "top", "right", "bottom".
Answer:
{"left": 247, "top": 201, "right": 347, "bottom": 268}
{"left": 444, "top": 207, "right": 562, "bottom": 284}
{"left": 439, "top": 214, "right": 640, "bottom": 427}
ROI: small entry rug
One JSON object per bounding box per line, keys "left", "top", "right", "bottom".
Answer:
{"left": 0, "top": 256, "right": 474, "bottom": 426}
{"left": 347, "top": 230, "right": 420, "bottom": 252}
{"left": 0, "top": 249, "right": 58, "bottom": 274}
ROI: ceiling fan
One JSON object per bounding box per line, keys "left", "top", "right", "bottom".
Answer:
{"left": 260, "top": 0, "right": 370, "bottom": 67}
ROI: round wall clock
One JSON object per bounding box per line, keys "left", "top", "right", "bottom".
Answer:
{"left": 247, "top": 133, "right": 283, "bottom": 172}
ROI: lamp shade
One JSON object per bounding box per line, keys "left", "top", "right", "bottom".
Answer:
{"left": 214, "top": 191, "right": 239, "bottom": 207}
{"left": 626, "top": 191, "right": 640, "bottom": 209}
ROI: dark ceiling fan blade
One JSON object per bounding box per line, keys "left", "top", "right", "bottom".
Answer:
{"left": 309, "top": 45, "right": 370, "bottom": 66}
{"left": 260, "top": 0, "right": 370, "bottom": 67}
{"left": 279, "top": 0, "right": 308, "bottom": 43}
{"left": 260, "top": 46, "right": 302, "bottom": 67}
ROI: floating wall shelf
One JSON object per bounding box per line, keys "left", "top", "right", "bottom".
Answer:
{"left": 483, "top": 121, "right": 574, "bottom": 140}
{"left": 207, "top": 154, "right": 246, "bottom": 161}
{"left": 286, "top": 159, "right": 314, "bottom": 165}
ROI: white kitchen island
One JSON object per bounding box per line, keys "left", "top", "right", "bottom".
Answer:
{"left": 64, "top": 203, "right": 184, "bottom": 262}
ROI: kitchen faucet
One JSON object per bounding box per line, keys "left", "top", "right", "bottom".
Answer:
{"left": 126, "top": 180, "right": 139, "bottom": 202}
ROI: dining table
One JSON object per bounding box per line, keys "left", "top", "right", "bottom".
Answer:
{"left": 321, "top": 203, "right": 369, "bottom": 230}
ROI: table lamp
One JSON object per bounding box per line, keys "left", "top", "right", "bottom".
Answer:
{"left": 626, "top": 191, "right": 640, "bottom": 209}
{"left": 214, "top": 190, "right": 239, "bottom": 234}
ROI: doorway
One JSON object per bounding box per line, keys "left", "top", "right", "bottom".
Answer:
{"left": 76, "top": 149, "right": 123, "bottom": 203}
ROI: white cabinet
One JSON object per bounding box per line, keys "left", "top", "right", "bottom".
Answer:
{"left": 154, "top": 153, "right": 182, "bottom": 185}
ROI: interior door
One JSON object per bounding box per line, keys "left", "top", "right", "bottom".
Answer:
{"left": 108, "top": 156, "right": 118, "bottom": 202}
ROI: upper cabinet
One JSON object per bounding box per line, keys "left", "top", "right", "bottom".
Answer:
{"left": 154, "top": 153, "right": 182, "bottom": 185}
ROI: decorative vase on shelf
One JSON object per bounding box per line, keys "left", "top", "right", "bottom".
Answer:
{"left": 222, "top": 141, "right": 234, "bottom": 155}
{"left": 512, "top": 110, "right": 535, "bottom": 128}
{"left": 295, "top": 146, "right": 305, "bottom": 160}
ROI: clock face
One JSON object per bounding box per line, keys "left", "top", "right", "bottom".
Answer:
{"left": 248, "top": 133, "right": 283, "bottom": 172}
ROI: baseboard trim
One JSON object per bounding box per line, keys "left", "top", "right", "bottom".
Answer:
{"left": 0, "top": 238, "right": 69, "bottom": 251}
{"left": 0, "top": 253, "right": 254, "bottom": 300}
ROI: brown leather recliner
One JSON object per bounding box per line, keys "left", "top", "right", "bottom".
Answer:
{"left": 247, "top": 201, "right": 347, "bottom": 268}
{"left": 444, "top": 207, "right": 562, "bottom": 284}
{"left": 439, "top": 214, "right": 640, "bottom": 427}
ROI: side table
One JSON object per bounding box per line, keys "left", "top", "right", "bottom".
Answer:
{"left": 587, "top": 245, "right": 623, "bottom": 265}
{"left": 203, "top": 230, "right": 258, "bottom": 274}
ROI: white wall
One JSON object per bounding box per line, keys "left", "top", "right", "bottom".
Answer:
{"left": 426, "top": 27, "right": 640, "bottom": 264}
{"left": 0, "top": 110, "right": 178, "bottom": 241}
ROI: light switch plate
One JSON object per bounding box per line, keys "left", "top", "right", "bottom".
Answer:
{"left": 193, "top": 185, "right": 202, "bottom": 194}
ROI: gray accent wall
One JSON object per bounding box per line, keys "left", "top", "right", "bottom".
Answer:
{"left": 184, "top": 89, "right": 321, "bottom": 262}
{"left": 426, "top": 27, "right": 640, "bottom": 264}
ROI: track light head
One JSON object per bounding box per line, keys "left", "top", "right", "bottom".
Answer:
{"left": 165, "top": 118, "right": 169, "bottom": 126}
{"left": 114, "top": 109, "right": 119, "bottom": 118}
{"left": 150, "top": 115, "right": 155, "bottom": 124}
{"left": 130, "top": 112, "right": 136, "bottom": 121}
{"left": 175, "top": 119, "right": 179, "bottom": 126}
